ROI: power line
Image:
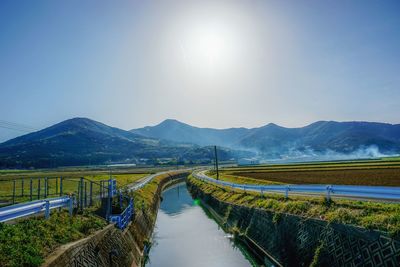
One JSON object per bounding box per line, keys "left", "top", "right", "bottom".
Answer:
{"left": 0, "top": 120, "right": 39, "bottom": 133}
{"left": 0, "top": 124, "right": 31, "bottom": 132}
{"left": 0, "top": 120, "right": 38, "bottom": 131}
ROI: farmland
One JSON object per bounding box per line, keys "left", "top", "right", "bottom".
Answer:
{"left": 215, "top": 158, "right": 400, "bottom": 186}
{"left": 0, "top": 166, "right": 167, "bottom": 205}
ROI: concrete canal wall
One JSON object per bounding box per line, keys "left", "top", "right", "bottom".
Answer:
{"left": 188, "top": 181, "right": 400, "bottom": 267}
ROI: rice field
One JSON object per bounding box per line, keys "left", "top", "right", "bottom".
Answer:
{"left": 218, "top": 158, "right": 400, "bottom": 186}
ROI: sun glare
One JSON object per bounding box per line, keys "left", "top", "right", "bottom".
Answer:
{"left": 179, "top": 21, "right": 239, "bottom": 75}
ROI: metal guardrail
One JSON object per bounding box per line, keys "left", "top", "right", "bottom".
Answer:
{"left": 127, "top": 170, "right": 190, "bottom": 192}
{"left": 127, "top": 172, "right": 167, "bottom": 192}
{"left": 0, "top": 177, "right": 120, "bottom": 224}
{"left": 0, "top": 196, "right": 73, "bottom": 223}
{"left": 193, "top": 171, "right": 400, "bottom": 201}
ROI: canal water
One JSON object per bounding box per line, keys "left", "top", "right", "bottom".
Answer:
{"left": 146, "top": 182, "right": 257, "bottom": 267}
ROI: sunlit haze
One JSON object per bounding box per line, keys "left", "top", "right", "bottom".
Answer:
{"left": 1, "top": 0, "right": 399, "bottom": 142}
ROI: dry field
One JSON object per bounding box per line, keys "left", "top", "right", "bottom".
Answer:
{"left": 222, "top": 158, "right": 400, "bottom": 186}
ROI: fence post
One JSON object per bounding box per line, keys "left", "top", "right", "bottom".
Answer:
{"left": 30, "top": 178, "right": 33, "bottom": 201}
{"left": 285, "top": 186, "right": 289, "bottom": 199}
{"left": 76, "top": 180, "right": 80, "bottom": 209}
{"left": 12, "top": 180, "right": 16, "bottom": 204}
{"left": 326, "top": 185, "right": 331, "bottom": 202}
{"left": 56, "top": 178, "right": 58, "bottom": 195}
{"left": 79, "top": 178, "right": 84, "bottom": 211}
{"left": 84, "top": 181, "right": 87, "bottom": 208}
{"left": 38, "top": 178, "right": 41, "bottom": 199}
{"left": 100, "top": 181, "right": 103, "bottom": 198}
{"left": 106, "top": 181, "right": 112, "bottom": 221}
{"left": 60, "top": 177, "right": 63, "bottom": 196}
{"left": 44, "top": 177, "right": 48, "bottom": 198}
{"left": 89, "top": 181, "right": 93, "bottom": 206}
{"left": 21, "top": 179, "right": 24, "bottom": 197}
{"left": 45, "top": 200, "right": 50, "bottom": 219}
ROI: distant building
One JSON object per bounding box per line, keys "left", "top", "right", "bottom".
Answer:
{"left": 238, "top": 158, "right": 260, "bottom": 166}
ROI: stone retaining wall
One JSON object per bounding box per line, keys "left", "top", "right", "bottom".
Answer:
{"left": 188, "top": 181, "right": 400, "bottom": 267}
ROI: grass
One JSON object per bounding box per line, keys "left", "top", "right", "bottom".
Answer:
{"left": 208, "top": 171, "right": 283, "bottom": 185}
{"left": 0, "top": 209, "right": 107, "bottom": 267}
{"left": 0, "top": 165, "right": 187, "bottom": 180}
{"left": 188, "top": 175, "right": 400, "bottom": 237}
{"left": 130, "top": 171, "right": 184, "bottom": 211}
{"left": 0, "top": 173, "right": 149, "bottom": 205}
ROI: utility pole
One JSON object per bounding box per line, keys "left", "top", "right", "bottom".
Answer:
{"left": 214, "top": 145, "right": 219, "bottom": 180}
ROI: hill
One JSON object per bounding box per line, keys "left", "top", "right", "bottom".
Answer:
{"left": 132, "top": 119, "right": 249, "bottom": 147}
{"left": 132, "top": 120, "right": 400, "bottom": 159}
{"left": 0, "top": 118, "right": 245, "bottom": 168}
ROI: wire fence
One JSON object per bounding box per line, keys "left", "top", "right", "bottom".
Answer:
{"left": 0, "top": 177, "right": 127, "bottom": 225}
{"left": 0, "top": 177, "right": 114, "bottom": 209}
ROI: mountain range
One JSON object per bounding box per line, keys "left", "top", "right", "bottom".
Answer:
{"left": 0, "top": 118, "right": 248, "bottom": 168}
{"left": 132, "top": 119, "right": 400, "bottom": 159}
{"left": 1, "top": 118, "right": 399, "bottom": 168}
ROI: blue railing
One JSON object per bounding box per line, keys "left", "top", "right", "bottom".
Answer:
{"left": 193, "top": 171, "right": 400, "bottom": 201}
{"left": 0, "top": 196, "right": 73, "bottom": 223}
{"left": 109, "top": 197, "right": 134, "bottom": 230}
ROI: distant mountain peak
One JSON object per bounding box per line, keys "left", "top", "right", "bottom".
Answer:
{"left": 264, "top": 122, "right": 279, "bottom": 127}
{"left": 54, "top": 117, "right": 103, "bottom": 128}
{"left": 158, "top": 119, "right": 189, "bottom": 126}
{"left": 162, "top": 118, "right": 181, "bottom": 123}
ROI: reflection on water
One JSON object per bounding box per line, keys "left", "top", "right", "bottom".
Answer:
{"left": 146, "top": 183, "right": 255, "bottom": 267}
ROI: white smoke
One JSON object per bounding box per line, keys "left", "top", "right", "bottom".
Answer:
{"left": 259, "top": 145, "right": 399, "bottom": 163}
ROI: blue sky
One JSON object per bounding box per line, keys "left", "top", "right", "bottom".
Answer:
{"left": 0, "top": 0, "right": 399, "bottom": 142}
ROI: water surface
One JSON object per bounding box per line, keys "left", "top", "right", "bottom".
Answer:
{"left": 146, "top": 182, "right": 254, "bottom": 267}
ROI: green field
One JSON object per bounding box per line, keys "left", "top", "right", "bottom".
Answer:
{"left": 0, "top": 167, "right": 155, "bottom": 205}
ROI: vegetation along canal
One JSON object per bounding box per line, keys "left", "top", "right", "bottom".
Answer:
{"left": 146, "top": 182, "right": 261, "bottom": 267}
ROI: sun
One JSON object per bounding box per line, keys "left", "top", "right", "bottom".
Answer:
{"left": 179, "top": 20, "right": 239, "bottom": 75}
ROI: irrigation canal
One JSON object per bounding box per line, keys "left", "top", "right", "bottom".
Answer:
{"left": 145, "top": 182, "right": 265, "bottom": 267}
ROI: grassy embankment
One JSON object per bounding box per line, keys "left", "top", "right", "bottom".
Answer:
{"left": 130, "top": 170, "right": 186, "bottom": 212}
{"left": 0, "top": 210, "right": 107, "bottom": 267}
{"left": 213, "top": 158, "right": 400, "bottom": 186}
{"left": 189, "top": 171, "right": 400, "bottom": 237}
{"left": 0, "top": 168, "right": 159, "bottom": 266}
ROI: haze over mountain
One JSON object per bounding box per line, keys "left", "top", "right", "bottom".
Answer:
{"left": 132, "top": 119, "right": 400, "bottom": 160}
{"left": 0, "top": 118, "right": 246, "bottom": 168}
{"left": 1, "top": 117, "right": 399, "bottom": 169}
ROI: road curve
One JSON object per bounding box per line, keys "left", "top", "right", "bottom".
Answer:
{"left": 126, "top": 169, "right": 191, "bottom": 192}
